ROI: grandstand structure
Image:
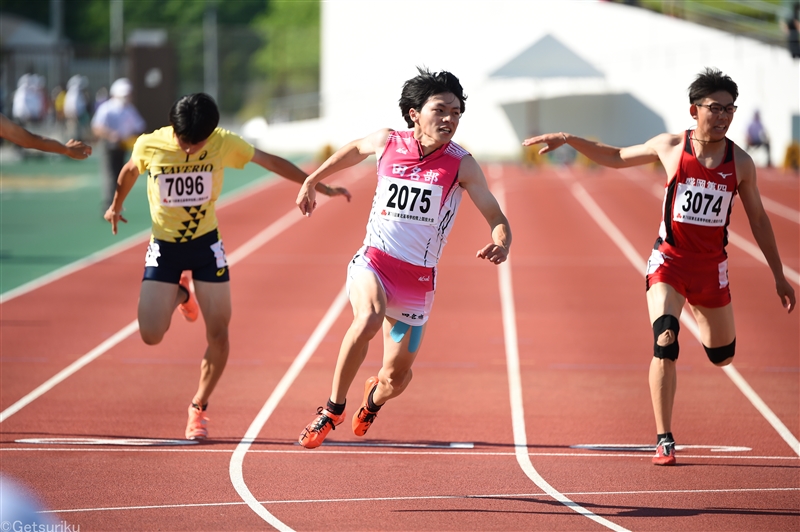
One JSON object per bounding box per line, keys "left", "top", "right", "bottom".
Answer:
{"left": 252, "top": 0, "right": 799, "bottom": 167}
{"left": 633, "top": 0, "right": 791, "bottom": 48}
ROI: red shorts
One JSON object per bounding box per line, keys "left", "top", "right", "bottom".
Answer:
{"left": 645, "top": 240, "right": 731, "bottom": 308}
{"left": 347, "top": 246, "right": 436, "bottom": 325}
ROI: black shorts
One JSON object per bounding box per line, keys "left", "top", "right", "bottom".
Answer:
{"left": 142, "top": 229, "right": 230, "bottom": 284}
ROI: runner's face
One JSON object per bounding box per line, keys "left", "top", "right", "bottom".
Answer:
{"left": 691, "top": 90, "right": 735, "bottom": 141}
{"left": 411, "top": 92, "right": 462, "bottom": 147}
{"left": 174, "top": 134, "right": 208, "bottom": 155}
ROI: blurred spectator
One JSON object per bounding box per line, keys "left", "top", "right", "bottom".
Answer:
{"left": 64, "top": 74, "right": 91, "bottom": 141}
{"left": 746, "top": 110, "right": 771, "bottom": 167}
{"left": 784, "top": 2, "right": 800, "bottom": 59}
{"left": 91, "top": 78, "right": 146, "bottom": 207}
{"left": 12, "top": 74, "right": 45, "bottom": 126}
{"left": 94, "top": 86, "right": 109, "bottom": 111}
{"left": 51, "top": 85, "right": 66, "bottom": 123}
{"left": 33, "top": 75, "right": 49, "bottom": 122}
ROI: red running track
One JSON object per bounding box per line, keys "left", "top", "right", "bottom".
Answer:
{"left": 0, "top": 164, "right": 797, "bottom": 531}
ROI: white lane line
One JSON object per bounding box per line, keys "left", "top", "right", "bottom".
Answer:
{"left": 227, "top": 167, "right": 371, "bottom": 530}
{"left": 647, "top": 183, "right": 800, "bottom": 285}
{"left": 318, "top": 441, "right": 475, "bottom": 449}
{"left": 42, "top": 487, "right": 800, "bottom": 515}
{"left": 3, "top": 446, "right": 796, "bottom": 460}
{"left": 760, "top": 195, "right": 800, "bottom": 224}
{"left": 0, "top": 232, "right": 148, "bottom": 305}
{"left": 720, "top": 363, "right": 800, "bottom": 456}
{"left": 566, "top": 170, "right": 800, "bottom": 457}
{"left": 228, "top": 287, "right": 348, "bottom": 532}
{"left": 14, "top": 438, "right": 198, "bottom": 446}
{"left": 0, "top": 175, "right": 281, "bottom": 304}
{"left": 726, "top": 232, "right": 800, "bottom": 285}
{"left": 0, "top": 321, "right": 139, "bottom": 423}
{"left": 0, "top": 181, "right": 339, "bottom": 424}
{"left": 493, "top": 175, "right": 630, "bottom": 532}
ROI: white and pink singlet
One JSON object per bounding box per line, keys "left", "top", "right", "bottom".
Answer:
{"left": 348, "top": 130, "right": 469, "bottom": 325}
{"left": 364, "top": 129, "right": 468, "bottom": 268}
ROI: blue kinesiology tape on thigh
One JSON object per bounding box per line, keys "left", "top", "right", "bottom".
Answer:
{"left": 390, "top": 321, "right": 411, "bottom": 343}
{"left": 389, "top": 321, "right": 423, "bottom": 353}
{"left": 408, "top": 325, "right": 423, "bottom": 353}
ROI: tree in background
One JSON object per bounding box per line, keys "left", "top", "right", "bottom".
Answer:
{"left": 0, "top": 0, "right": 321, "bottom": 119}
{"left": 121, "top": 0, "right": 270, "bottom": 114}
{"left": 247, "top": 0, "right": 321, "bottom": 122}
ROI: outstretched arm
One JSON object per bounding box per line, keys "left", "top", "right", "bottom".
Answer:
{"left": 737, "top": 154, "right": 796, "bottom": 313}
{"left": 458, "top": 156, "right": 511, "bottom": 264}
{"left": 297, "top": 128, "right": 391, "bottom": 217}
{"left": 523, "top": 131, "right": 667, "bottom": 168}
{"left": 251, "top": 148, "right": 351, "bottom": 201}
{"left": 103, "top": 159, "right": 140, "bottom": 234}
{"left": 0, "top": 113, "right": 91, "bottom": 159}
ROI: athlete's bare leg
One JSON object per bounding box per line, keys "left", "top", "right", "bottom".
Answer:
{"left": 648, "top": 358, "right": 677, "bottom": 434}
{"left": 372, "top": 318, "right": 428, "bottom": 405}
{"left": 689, "top": 302, "right": 736, "bottom": 365}
{"left": 646, "top": 282, "right": 686, "bottom": 434}
{"left": 190, "top": 280, "right": 231, "bottom": 406}
{"left": 137, "top": 280, "right": 183, "bottom": 345}
{"left": 329, "top": 270, "right": 386, "bottom": 404}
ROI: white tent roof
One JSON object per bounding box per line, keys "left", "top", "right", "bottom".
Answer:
{"left": 0, "top": 14, "right": 60, "bottom": 47}
{"left": 490, "top": 34, "right": 604, "bottom": 79}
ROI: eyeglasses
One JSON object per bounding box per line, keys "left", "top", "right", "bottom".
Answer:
{"left": 696, "top": 103, "right": 738, "bottom": 115}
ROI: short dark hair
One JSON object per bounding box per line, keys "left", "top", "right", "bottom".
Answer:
{"left": 169, "top": 93, "right": 220, "bottom": 145}
{"left": 399, "top": 67, "right": 467, "bottom": 128}
{"left": 688, "top": 68, "right": 738, "bottom": 104}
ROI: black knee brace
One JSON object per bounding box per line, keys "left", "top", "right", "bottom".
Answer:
{"left": 653, "top": 314, "right": 680, "bottom": 361}
{"left": 705, "top": 339, "right": 736, "bottom": 365}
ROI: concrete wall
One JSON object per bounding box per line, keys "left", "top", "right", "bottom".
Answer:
{"left": 252, "top": 0, "right": 799, "bottom": 165}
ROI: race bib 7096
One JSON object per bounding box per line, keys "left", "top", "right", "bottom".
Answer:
{"left": 158, "top": 172, "right": 212, "bottom": 206}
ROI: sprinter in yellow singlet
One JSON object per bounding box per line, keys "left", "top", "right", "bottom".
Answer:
{"left": 104, "top": 93, "right": 350, "bottom": 440}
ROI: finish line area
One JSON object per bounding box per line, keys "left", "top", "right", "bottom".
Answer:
{"left": 1, "top": 164, "right": 797, "bottom": 531}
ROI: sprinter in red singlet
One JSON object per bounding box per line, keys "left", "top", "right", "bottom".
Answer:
{"left": 523, "top": 68, "right": 795, "bottom": 466}
{"left": 296, "top": 68, "right": 511, "bottom": 449}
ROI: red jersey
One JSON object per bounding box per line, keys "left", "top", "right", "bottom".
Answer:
{"left": 657, "top": 129, "right": 738, "bottom": 255}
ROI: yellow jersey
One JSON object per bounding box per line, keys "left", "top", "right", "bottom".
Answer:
{"left": 131, "top": 126, "right": 255, "bottom": 242}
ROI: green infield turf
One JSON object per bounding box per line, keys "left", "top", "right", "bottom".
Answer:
{"left": 0, "top": 151, "right": 285, "bottom": 295}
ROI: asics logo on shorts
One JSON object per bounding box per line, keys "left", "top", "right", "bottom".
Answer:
{"left": 145, "top": 241, "right": 161, "bottom": 267}
{"left": 216, "top": 268, "right": 226, "bottom": 277}
{"left": 418, "top": 275, "right": 430, "bottom": 282}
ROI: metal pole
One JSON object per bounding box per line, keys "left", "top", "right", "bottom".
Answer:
{"left": 50, "top": 0, "right": 63, "bottom": 40}
{"left": 110, "top": 0, "right": 124, "bottom": 84}
{"left": 49, "top": 0, "right": 64, "bottom": 90}
{"left": 204, "top": 7, "right": 219, "bottom": 102}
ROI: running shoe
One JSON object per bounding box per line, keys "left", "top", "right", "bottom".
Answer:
{"left": 352, "top": 376, "right": 380, "bottom": 437}
{"left": 186, "top": 404, "right": 209, "bottom": 440}
{"left": 178, "top": 271, "right": 199, "bottom": 322}
{"left": 298, "top": 407, "right": 345, "bottom": 449}
{"left": 652, "top": 438, "right": 676, "bottom": 466}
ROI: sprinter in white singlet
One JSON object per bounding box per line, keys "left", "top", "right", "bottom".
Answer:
{"left": 295, "top": 68, "right": 512, "bottom": 449}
